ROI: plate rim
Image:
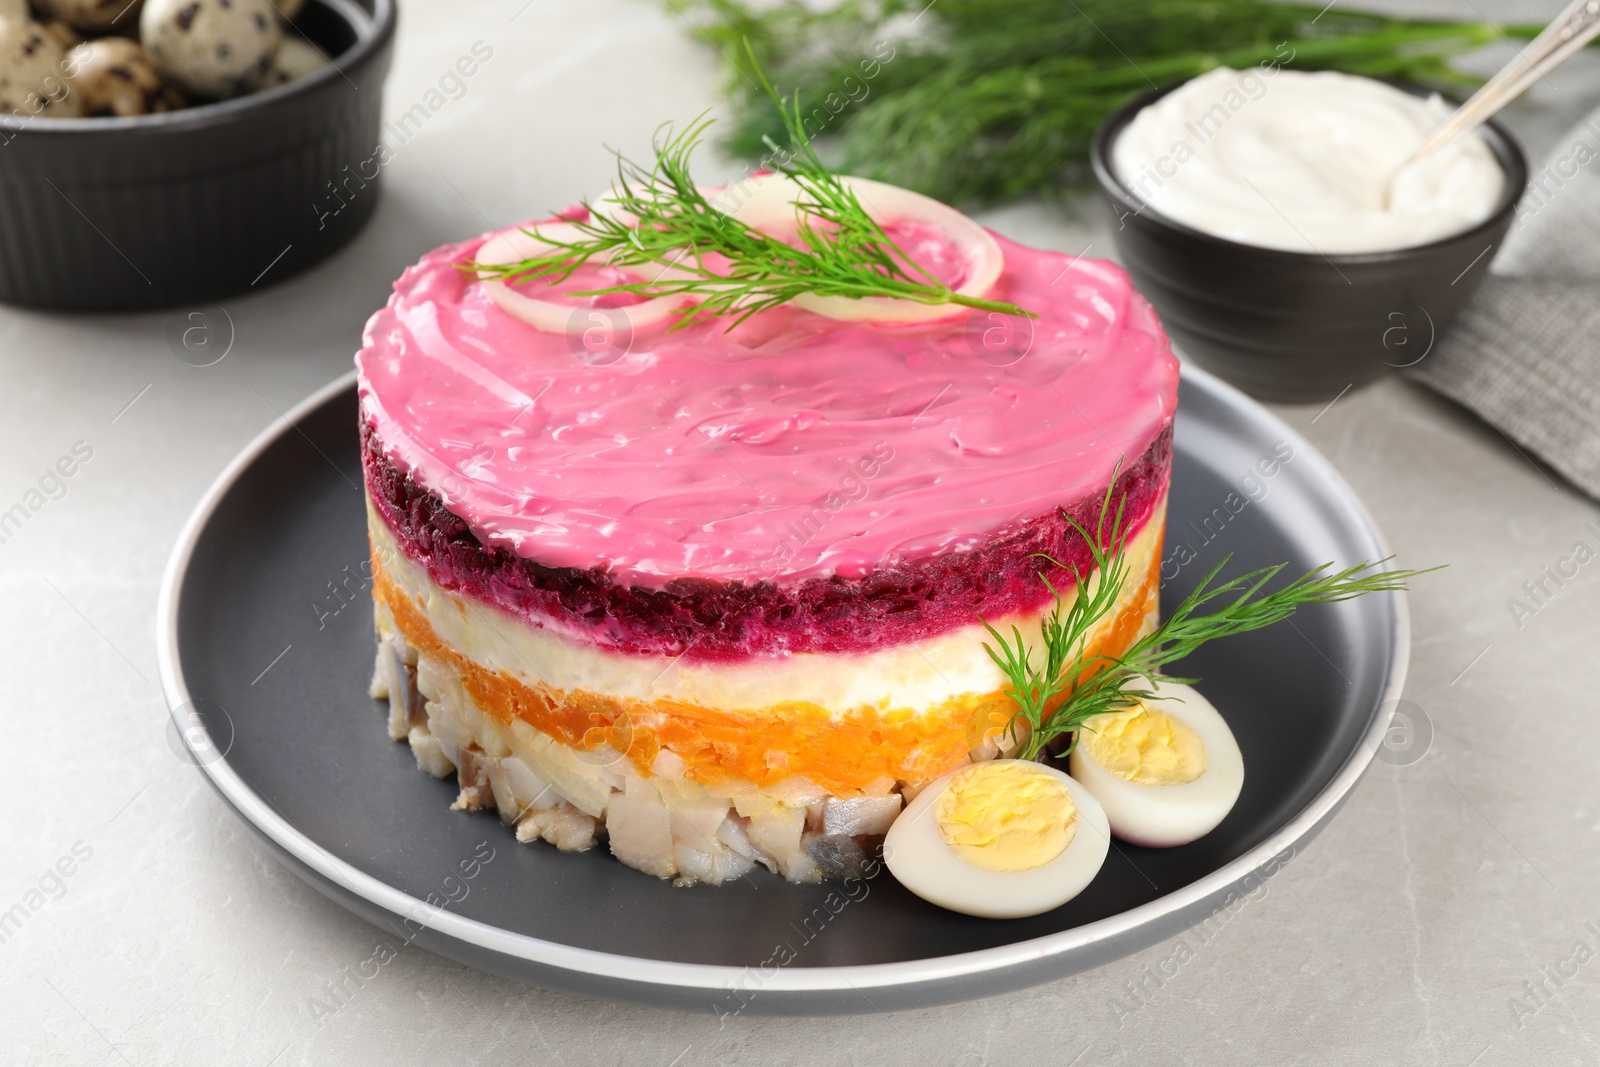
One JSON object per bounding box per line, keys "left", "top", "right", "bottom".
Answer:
{"left": 156, "top": 364, "right": 1408, "bottom": 998}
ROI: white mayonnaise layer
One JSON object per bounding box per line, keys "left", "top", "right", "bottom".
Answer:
{"left": 1111, "top": 68, "right": 1504, "bottom": 253}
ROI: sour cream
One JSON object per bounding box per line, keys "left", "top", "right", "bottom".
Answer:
{"left": 1111, "top": 68, "right": 1505, "bottom": 253}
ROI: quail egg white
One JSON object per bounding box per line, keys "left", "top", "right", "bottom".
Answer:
{"left": 884, "top": 759, "right": 1109, "bottom": 919}
{"left": 1068, "top": 680, "right": 1244, "bottom": 847}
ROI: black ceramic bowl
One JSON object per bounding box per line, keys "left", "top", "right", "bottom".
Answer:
{"left": 1090, "top": 81, "right": 1527, "bottom": 403}
{"left": 0, "top": 0, "right": 395, "bottom": 312}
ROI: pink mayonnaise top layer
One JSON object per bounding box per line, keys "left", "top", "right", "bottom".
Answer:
{"left": 355, "top": 228, "right": 1178, "bottom": 588}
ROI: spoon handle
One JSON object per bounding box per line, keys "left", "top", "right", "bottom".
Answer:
{"left": 1415, "top": 0, "right": 1600, "bottom": 159}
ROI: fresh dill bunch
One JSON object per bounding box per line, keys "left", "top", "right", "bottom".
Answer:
{"left": 466, "top": 45, "right": 1034, "bottom": 328}
{"left": 672, "top": 0, "right": 1527, "bottom": 204}
{"left": 982, "top": 477, "right": 1438, "bottom": 761}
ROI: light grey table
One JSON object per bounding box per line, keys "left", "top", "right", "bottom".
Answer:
{"left": 5, "top": 2, "right": 1599, "bottom": 1064}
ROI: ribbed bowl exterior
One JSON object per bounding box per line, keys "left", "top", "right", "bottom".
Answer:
{"left": 0, "top": 0, "right": 395, "bottom": 312}
{"left": 1090, "top": 81, "right": 1527, "bottom": 404}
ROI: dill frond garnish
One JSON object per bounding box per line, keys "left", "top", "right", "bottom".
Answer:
{"left": 982, "top": 472, "right": 1438, "bottom": 760}
{"left": 466, "top": 46, "right": 1034, "bottom": 329}
{"left": 675, "top": 0, "right": 1547, "bottom": 205}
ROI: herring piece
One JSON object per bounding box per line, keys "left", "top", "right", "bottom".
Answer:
{"left": 716, "top": 815, "right": 775, "bottom": 873}
{"left": 802, "top": 832, "right": 870, "bottom": 881}
{"left": 140, "top": 0, "right": 280, "bottom": 98}
{"left": 607, "top": 793, "right": 676, "bottom": 879}
{"left": 407, "top": 725, "right": 454, "bottom": 779}
{"left": 488, "top": 754, "right": 557, "bottom": 824}
{"left": 380, "top": 639, "right": 413, "bottom": 740}
{"left": 743, "top": 806, "right": 805, "bottom": 868}
{"left": 368, "top": 643, "right": 389, "bottom": 701}
{"left": 673, "top": 842, "right": 756, "bottom": 887}
{"left": 822, "top": 795, "right": 903, "bottom": 837}
{"left": 450, "top": 747, "right": 495, "bottom": 812}
{"left": 515, "top": 804, "right": 598, "bottom": 851}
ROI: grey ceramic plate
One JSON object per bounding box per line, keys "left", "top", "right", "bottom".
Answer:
{"left": 156, "top": 365, "right": 1407, "bottom": 1015}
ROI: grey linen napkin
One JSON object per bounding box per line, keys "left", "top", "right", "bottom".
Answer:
{"left": 1409, "top": 112, "right": 1600, "bottom": 498}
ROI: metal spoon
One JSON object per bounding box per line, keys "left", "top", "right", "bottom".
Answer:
{"left": 1414, "top": 0, "right": 1600, "bottom": 161}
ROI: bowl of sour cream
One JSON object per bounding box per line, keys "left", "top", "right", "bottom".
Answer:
{"left": 1090, "top": 68, "right": 1526, "bottom": 402}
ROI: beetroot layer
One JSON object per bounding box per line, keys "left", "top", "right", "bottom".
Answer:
{"left": 362, "top": 421, "right": 1171, "bottom": 661}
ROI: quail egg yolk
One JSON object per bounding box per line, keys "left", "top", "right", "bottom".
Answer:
{"left": 935, "top": 761, "right": 1078, "bottom": 872}
{"left": 1078, "top": 703, "right": 1206, "bottom": 786}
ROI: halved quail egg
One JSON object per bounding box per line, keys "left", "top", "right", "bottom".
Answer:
{"left": 1068, "top": 680, "right": 1244, "bottom": 847}
{"left": 885, "top": 759, "right": 1110, "bottom": 919}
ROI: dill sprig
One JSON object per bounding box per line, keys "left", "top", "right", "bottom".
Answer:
{"left": 983, "top": 476, "right": 1438, "bottom": 760}
{"left": 466, "top": 46, "right": 1033, "bottom": 328}
{"left": 674, "top": 0, "right": 1554, "bottom": 205}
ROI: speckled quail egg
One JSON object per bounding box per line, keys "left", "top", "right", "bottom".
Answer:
{"left": 140, "top": 0, "right": 281, "bottom": 98}
{"left": 274, "top": 0, "right": 305, "bottom": 19}
{"left": 0, "top": 0, "right": 28, "bottom": 23}
{"left": 884, "top": 759, "right": 1110, "bottom": 919}
{"left": 37, "top": 17, "right": 84, "bottom": 51}
{"left": 0, "top": 15, "right": 82, "bottom": 117}
{"left": 34, "top": 0, "right": 143, "bottom": 32}
{"left": 65, "top": 37, "right": 182, "bottom": 115}
{"left": 254, "top": 32, "right": 322, "bottom": 87}
{"left": 1068, "top": 680, "right": 1245, "bottom": 848}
